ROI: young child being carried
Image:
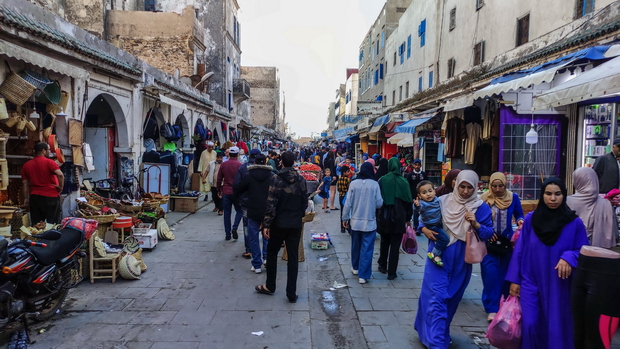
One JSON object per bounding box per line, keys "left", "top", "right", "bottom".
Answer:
{"left": 414, "top": 180, "right": 449, "bottom": 267}
{"left": 316, "top": 168, "right": 332, "bottom": 213}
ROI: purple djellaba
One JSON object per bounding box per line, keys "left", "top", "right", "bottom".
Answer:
{"left": 506, "top": 177, "right": 589, "bottom": 349}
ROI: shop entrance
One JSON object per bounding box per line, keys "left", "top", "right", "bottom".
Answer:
{"left": 83, "top": 94, "right": 124, "bottom": 189}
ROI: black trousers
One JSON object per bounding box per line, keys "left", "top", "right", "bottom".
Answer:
{"left": 378, "top": 233, "right": 403, "bottom": 278}
{"left": 572, "top": 254, "right": 620, "bottom": 349}
{"left": 265, "top": 227, "right": 301, "bottom": 298}
{"left": 210, "top": 187, "right": 222, "bottom": 210}
{"left": 29, "top": 194, "right": 60, "bottom": 224}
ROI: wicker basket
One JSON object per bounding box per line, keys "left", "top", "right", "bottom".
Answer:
{"left": 0, "top": 72, "right": 36, "bottom": 106}
{"left": 79, "top": 213, "right": 119, "bottom": 224}
{"left": 108, "top": 201, "right": 143, "bottom": 212}
{"left": 20, "top": 70, "right": 51, "bottom": 91}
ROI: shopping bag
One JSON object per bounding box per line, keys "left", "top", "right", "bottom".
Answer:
{"left": 465, "top": 227, "right": 487, "bottom": 264}
{"left": 401, "top": 225, "right": 418, "bottom": 254}
{"left": 487, "top": 295, "right": 522, "bottom": 349}
{"left": 510, "top": 226, "right": 522, "bottom": 248}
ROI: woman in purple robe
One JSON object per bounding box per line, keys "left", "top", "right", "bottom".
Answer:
{"left": 506, "top": 178, "right": 589, "bottom": 349}
{"left": 414, "top": 170, "right": 494, "bottom": 348}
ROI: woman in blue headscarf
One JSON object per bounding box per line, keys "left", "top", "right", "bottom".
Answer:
{"left": 342, "top": 162, "right": 383, "bottom": 284}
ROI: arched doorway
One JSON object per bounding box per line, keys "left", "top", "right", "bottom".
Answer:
{"left": 83, "top": 93, "right": 126, "bottom": 183}
{"left": 173, "top": 111, "right": 190, "bottom": 149}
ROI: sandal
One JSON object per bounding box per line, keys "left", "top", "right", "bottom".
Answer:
{"left": 218, "top": 211, "right": 223, "bottom": 216}
{"left": 255, "top": 285, "right": 273, "bottom": 295}
{"left": 427, "top": 252, "right": 444, "bottom": 267}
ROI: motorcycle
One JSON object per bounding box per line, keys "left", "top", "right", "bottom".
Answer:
{"left": 0, "top": 223, "right": 92, "bottom": 344}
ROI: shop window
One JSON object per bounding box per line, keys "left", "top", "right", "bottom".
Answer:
{"left": 500, "top": 115, "right": 561, "bottom": 200}
{"left": 449, "top": 7, "right": 456, "bottom": 31}
{"left": 516, "top": 14, "right": 530, "bottom": 47}
{"left": 473, "top": 41, "right": 485, "bottom": 66}
{"left": 476, "top": 0, "right": 484, "bottom": 10}
{"left": 447, "top": 58, "right": 456, "bottom": 78}
{"left": 575, "top": 0, "right": 595, "bottom": 19}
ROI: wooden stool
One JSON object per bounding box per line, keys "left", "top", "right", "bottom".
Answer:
{"left": 89, "top": 235, "right": 120, "bottom": 283}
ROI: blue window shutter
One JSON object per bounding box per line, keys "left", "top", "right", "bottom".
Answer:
{"left": 381, "top": 32, "right": 385, "bottom": 47}
{"left": 429, "top": 71, "right": 433, "bottom": 88}
{"left": 407, "top": 35, "right": 412, "bottom": 58}
{"left": 418, "top": 77, "right": 423, "bottom": 92}
{"left": 421, "top": 19, "right": 426, "bottom": 32}
{"left": 374, "top": 70, "right": 378, "bottom": 85}
{"left": 380, "top": 64, "right": 384, "bottom": 79}
{"left": 421, "top": 33, "right": 425, "bottom": 47}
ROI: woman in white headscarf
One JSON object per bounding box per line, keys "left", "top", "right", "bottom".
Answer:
{"left": 567, "top": 167, "right": 616, "bottom": 248}
{"left": 414, "top": 170, "right": 494, "bottom": 349}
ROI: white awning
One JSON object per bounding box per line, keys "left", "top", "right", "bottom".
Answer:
{"left": 0, "top": 40, "right": 89, "bottom": 80}
{"left": 472, "top": 62, "right": 570, "bottom": 101}
{"left": 443, "top": 94, "right": 473, "bottom": 112}
{"left": 159, "top": 94, "right": 187, "bottom": 110}
{"left": 368, "top": 124, "right": 383, "bottom": 134}
{"left": 398, "top": 136, "right": 415, "bottom": 147}
{"left": 387, "top": 133, "right": 407, "bottom": 144}
{"left": 532, "top": 56, "right": 620, "bottom": 110}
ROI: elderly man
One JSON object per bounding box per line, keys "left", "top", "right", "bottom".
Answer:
{"left": 217, "top": 146, "right": 243, "bottom": 241}
{"left": 198, "top": 141, "right": 217, "bottom": 202}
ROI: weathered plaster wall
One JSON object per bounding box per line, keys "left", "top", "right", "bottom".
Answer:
{"left": 241, "top": 66, "right": 279, "bottom": 129}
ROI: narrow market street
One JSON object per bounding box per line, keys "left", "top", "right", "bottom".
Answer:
{"left": 20, "top": 197, "right": 495, "bottom": 349}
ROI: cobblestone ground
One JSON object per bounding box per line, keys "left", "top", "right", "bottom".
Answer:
{"left": 2, "top": 196, "right": 618, "bottom": 348}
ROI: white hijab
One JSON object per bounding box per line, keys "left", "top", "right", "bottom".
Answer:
{"left": 440, "top": 170, "right": 484, "bottom": 240}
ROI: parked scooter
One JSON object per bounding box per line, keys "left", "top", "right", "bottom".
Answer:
{"left": 0, "top": 220, "right": 95, "bottom": 345}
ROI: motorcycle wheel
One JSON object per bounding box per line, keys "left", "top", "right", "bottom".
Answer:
{"left": 32, "top": 288, "right": 68, "bottom": 322}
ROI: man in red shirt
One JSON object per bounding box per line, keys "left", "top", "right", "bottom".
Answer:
{"left": 21, "top": 142, "right": 65, "bottom": 224}
{"left": 217, "top": 146, "right": 243, "bottom": 241}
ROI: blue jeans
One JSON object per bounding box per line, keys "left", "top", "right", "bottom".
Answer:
{"left": 428, "top": 225, "right": 449, "bottom": 256}
{"left": 248, "top": 218, "right": 269, "bottom": 268}
{"left": 222, "top": 194, "right": 243, "bottom": 237}
{"left": 242, "top": 208, "right": 250, "bottom": 253}
{"left": 350, "top": 229, "right": 376, "bottom": 279}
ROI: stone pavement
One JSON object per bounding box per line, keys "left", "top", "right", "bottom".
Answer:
{"left": 5, "top": 196, "right": 619, "bottom": 348}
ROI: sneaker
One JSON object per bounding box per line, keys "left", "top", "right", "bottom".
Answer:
{"left": 225, "top": 235, "right": 231, "bottom": 241}
{"left": 232, "top": 230, "right": 238, "bottom": 240}
{"left": 251, "top": 266, "right": 262, "bottom": 274}
{"left": 351, "top": 268, "right": 358, "bottom": 275}
{"left": 358, "top": 278, "right": 368, "bottom": 284}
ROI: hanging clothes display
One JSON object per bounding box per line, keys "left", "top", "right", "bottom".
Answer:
{"left": 464, "top": 122, "right": 482, "bottom": 164}
{"left": 445, "top": 116, "right": 466, "bottom": 158}
{"left": 482, "top": 99, "right": 498, "bottom": 140}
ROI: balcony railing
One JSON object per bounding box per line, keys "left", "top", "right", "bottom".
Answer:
{"left": 233, "top": 79, "right": 250, "bottom": 100}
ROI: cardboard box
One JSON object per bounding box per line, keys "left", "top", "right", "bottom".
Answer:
{"left": 171, "top": 196, "right": 199, "bottom": 213}
{"left": 134, "top": 229, "right": 158, "bottom": 249}
{"left": 311, "top": 240, "right": 329, "bottom": 250}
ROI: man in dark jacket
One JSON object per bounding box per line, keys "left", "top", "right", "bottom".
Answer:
{"left": 235, "top": 154, "right": 273, "bottom": 274}
{"left": 255, "top": 151, "right": 308, "bottom": 303}
{"left": 234, "top": 148, "right": 261, "bottom": 259}
{"left": 593, "top": 139, "right": 620, "bottom": 194}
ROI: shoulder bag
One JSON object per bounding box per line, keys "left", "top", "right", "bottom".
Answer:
{"left": 465, "top": 227, "right": 487, "bottom": 264}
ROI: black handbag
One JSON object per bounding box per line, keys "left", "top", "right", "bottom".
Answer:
{"left": 486, "top": 234, "right": 512, "bottom": 256}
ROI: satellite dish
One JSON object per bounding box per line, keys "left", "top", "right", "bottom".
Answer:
{"left": 194, "top": 72, "right": 215, "bottom": 88}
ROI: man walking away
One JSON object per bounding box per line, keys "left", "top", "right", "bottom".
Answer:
{"left": 217, "top": 146, "right": 243, "bottom": 241}
{"left": 234, "top": 153, "right": 273, "bottom": 273}
{"left": 198, "top": 141, "right": 217, "bottom": 201}
{"left": 337, "top": 165, "right": 351, "bottom": 233}
{"left": 234, "top": 149, "right": 261, "bottom": 259}
{"left": 255, "top": 151, "right": 308, "bottom": 303}
{"left": 406, "top": 159, "right": 428, "bottom": 234}
{"left": 592, "top": 138, "right": 620, "bottom": 194}
{"left": 21, "top": 142, "right": 64, "bottom": 224}
{"left": 207, "top": 152, "right": 224, "bottom": 215}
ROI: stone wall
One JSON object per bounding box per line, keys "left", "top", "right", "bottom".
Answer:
{"left": 115, "top": 38, "right": 194, "bottom": 76}
{"left": 241, "top": 66, "right": 279, "bottom": 129}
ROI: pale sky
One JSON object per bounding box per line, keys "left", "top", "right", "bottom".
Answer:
{"left": 238, "top": 0, "right": 386, "bottom": 138}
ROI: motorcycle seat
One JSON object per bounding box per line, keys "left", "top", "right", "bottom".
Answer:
{"left": 30, "top": 228, "right": 83, "bottom": 266}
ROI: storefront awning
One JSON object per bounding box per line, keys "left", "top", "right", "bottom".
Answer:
{"left": 0, "top": 39, "right": 89, "bottom": 80}
{"left": 372, "top": 114, "right": 390, "bottom": 127}
{"left": 398, "top": 136, "right": 415, "bottom": 148}
{"left": 387, "top": 133, "right": 408, "bottom": 144}
{"left": 394, "top": 116, "right": 432, "bottom": 134}
{"left": 333, "top": 126, "right": 355, "bottom": 141}
{"left": 532, "top": 55, "right": 620, "bottom": 110}
{"left": 159, "top": 94, "right": 187, "bottom": 110}
{"left": 443, "top": 94, "right": 473, "bottom": 112}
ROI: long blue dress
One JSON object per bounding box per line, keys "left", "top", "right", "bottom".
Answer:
{"left": 505, "top": 212, "right": 588, "bottom": 349}
{"left": 481, "top": 193, "right": 524, "bottom": 313}
{"left": 414, "top": 203, "right": 494, "bottom": 349}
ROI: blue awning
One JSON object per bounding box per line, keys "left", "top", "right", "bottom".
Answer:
{"left": 333, "top": 127, "right": 355, "bottom": 141}
{"left": 491, "top": 46, "right": 610, "bottom": 84}
{"left": 394, "top": 117, "right": 432, "bottom": 134}
{"left": 372, "top": 114, "right": 390, "bottom": 127}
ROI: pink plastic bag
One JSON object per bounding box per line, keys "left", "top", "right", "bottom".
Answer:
{"left": 487, "top": 295, "right": 522, "bottom": 349}
{"left": 401, "top": 225, "right": 418, "bottom": 254}
{"left": 510, "top": 226, "right": 522, "bottom": 248}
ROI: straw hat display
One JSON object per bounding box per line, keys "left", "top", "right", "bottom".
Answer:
{"left": 119, "top": 254, "right": 142, "bottom": 280}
